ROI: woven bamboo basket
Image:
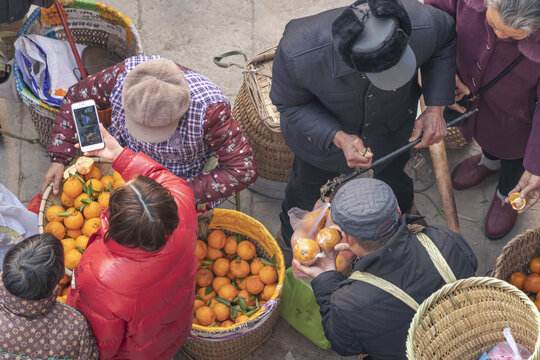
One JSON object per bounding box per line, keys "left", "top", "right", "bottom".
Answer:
{"left": 181, "top": 208, "right": 285, "bottom": 360}
{"left": 492, "top": 228, "right": 540, "bottom": 281}
{"left": 233, "top": 47, "right": 294, "bottom": 182}
{"left": 445, "top": 127, "right": 467, "bottom": 150}
{"left": 13, "top": 1, "right": 144, "bottom": 149}
{"left": 406, "top": 277, "right": 540, "bottom": 359}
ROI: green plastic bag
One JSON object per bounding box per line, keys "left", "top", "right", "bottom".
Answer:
{"left": 279, "top": 267, "right": 331, "bottom": 349}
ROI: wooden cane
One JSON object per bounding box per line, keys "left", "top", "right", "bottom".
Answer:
{"left": 53, "top": 0, "right": 87, "bottom": 79}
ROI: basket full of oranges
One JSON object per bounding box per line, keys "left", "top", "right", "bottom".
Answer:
{"left": 38, "top": 156, "right": 125, "bottom": 304}
{"left": 181, "top": 208, "right": 285, "bottom": 360}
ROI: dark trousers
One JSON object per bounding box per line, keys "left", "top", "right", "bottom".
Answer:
{"left": 482, "top": 150, "right": 524, "bottom": 196}
{"left": 280, "top": 152, "right": 413, "bottom": 247}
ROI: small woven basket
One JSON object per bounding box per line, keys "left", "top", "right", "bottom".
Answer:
{"left": 406, "top": 277, "right": 540, "bottom": 359}
{"left": 492, "top": 228, "right": 540, "bottom": 281}
{"left": 13, "top": 1, "right": 144, "bottom": 149}
{"left": 181, "top": 208, "right": 285, "bottom": 360}
{"left": 232, "top": 47, "right": 294, "bottom": 182}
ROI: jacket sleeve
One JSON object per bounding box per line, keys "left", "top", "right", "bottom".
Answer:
{"left": 418, "top": 5, "right": 457, "bottom": 106}
{"left": 187, "top": 103, "right": 258, "bottom": 203}
{"left": 424, "top": 0, "right": 458, "bottom": 17}
{"left": 269, "top": 38, "right": 343, "bottom": 152}
{"left": 523, "top": 83, "right": 540, "bottom": 176}
{"left": 311, "top": 271, "right": 366, "bottom": 356}
{"left": 77, "top": 321, "right": 99, "bottom": 360}
{"left": 47, "top": 62, "right": 125, "bottom": 164}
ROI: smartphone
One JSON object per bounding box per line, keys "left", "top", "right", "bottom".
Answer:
{"left": 71, "top": 99, "right": 105, "bottom": 153}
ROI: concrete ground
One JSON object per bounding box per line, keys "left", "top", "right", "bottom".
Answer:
{"left": 0, "top": 0, "right": 538, "bottom": 359}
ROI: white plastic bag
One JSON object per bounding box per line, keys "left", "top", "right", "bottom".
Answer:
{"left": 479, "top": 328, "right": 532, "bottom": 360}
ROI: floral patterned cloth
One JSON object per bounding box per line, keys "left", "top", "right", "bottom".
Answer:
{"left": 48, "top": 56, "right": 258, "bottom": 206}
{"left": 0, "top": 281, "right": 98, "bottom": 359}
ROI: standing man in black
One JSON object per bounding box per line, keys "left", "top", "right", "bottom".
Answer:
{"left": 270, "top": 0, "right": 457, "bottom": 246}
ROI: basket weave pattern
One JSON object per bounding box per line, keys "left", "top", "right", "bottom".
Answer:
{"left": 182, "top": 209, "right": 285, "bottom": 359}
{"left": 406, "top": 277, "right": 540, "bottom": 359}
{"left": 492, "top": 228, "right": 540, "bottom": 281}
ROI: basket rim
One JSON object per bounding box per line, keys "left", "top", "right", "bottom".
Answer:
{"left": 406, "top": 276, "right": 540, "bottom": 358}
{"left": 492, "top": 227, "right": 540, "bottom": 279}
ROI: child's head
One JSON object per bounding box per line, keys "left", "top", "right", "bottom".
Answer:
{"left": 2, "top": 233, "right": 64, "bottom": 300}
{"left": 106, "top": 175, "right": 179, "bottom": 252}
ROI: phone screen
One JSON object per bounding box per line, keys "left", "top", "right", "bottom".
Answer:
{"left": 73, "top": 105, "right": 103, "bottom": 147}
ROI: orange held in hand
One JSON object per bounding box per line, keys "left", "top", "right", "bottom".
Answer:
{"left": 509, "top": 192, "right": 526, "bottom": 211}
{"left": 316, "top": 228, "right": 341, "bottom": 251}
{"left": 293, "top": 238, "right": 322, "bottom": 266}
{"left": 75, "top": 156, "right": 95, "bottom": 175}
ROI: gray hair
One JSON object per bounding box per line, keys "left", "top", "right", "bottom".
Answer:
{"left": 485, "top": 0, "right": 540, "bottom": 35}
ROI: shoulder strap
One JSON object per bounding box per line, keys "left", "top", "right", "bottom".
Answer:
{"left": 473, "top": 54, "right": 525, "bottom": 99}
{"left": 348, "top": 233, "right": 456, "bottom": 310}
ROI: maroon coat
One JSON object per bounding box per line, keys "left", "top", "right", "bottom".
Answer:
{"left": 426, "top": 0, "right": 540, "bottom": 175}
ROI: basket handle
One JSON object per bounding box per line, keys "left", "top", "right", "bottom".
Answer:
{"left": 213, "top": 50, "right": 248, "bottom": 69}
{"left": 416, "top": 233, "right": 457, "bottom": 284}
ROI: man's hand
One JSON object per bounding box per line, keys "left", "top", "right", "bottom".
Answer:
{"left": 409, "top": 105, "right": 447, "bottom": 148}
{"left": 293, "top": 250, "right": 338, "bottom": 279}
{"left": 332, "top": 131, "right": 373, "bottom": 169}
{"left": 447, "top": 75, "right": 471, "bottom": 114}
{"left": 41, "top": 162, "right": 65, "bottom": 195}
{"left": 76, "top": 123, "right": 123, "bottom": 162}
{"left": 506, "top": 170, "right": 540, "bottom": 213}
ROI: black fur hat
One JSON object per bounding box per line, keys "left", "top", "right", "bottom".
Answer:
{"left": 332, "top": 0, "right": 413, "bottom": 74}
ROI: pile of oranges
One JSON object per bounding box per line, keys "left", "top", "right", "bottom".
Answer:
{"left": 44, "top": 157, "right": 124, "bottom": 303}
{"left": 193, "top": 229, "right": 280, "bottom": 328}
{"left": 509, "top": 257, "right": 540, "bottom": 310}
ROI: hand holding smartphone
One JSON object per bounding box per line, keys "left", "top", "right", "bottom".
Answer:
{"left": 71, "top": 99, "right": 105, "bottom": 152}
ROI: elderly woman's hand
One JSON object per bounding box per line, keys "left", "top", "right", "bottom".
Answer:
{"left": 506, "top": 170, "right": 540, "bottom": 213}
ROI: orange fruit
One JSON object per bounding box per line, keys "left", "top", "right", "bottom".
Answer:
{"left": 74, "top": 193, "right": 91, "bottom": 208}
{"left": 44, "top": 221, "right": 65, "bottom": 240}
{"left": 207, "top": 230, "right": 227, "bottom": 249}
{"left": 195, "top": 240, "right": 208, "bottom": 260}
{"left": 509, "top": 192, "right": 526, "bottom": 211}
{"left": 207, "top": 246, "right": 223, "bottom": 260}
{"left": 192, "top": 318, "right": 199, "bottom": 325}
{"left": 524, "top": 273, "right": 540, "bottom": 293}
{"left": 316, "top": 228, "right": 341, "bottom": 251}
{"left": 261, "top": 283, "right": 277, "bottom": 301}
{"left": 230, "top": 259, "right": 250, "bottom": 279}
{"left": 236, "top": 278, "right": 247, "bottom": 290}
{"left": 246, "top": 275, "right": 264, "bottom": 295}
{"left": 259, "top": 266, "right": 278, "bottom": 285}
{"left": 509, "top": 272, "right": 527, "bottom": 290}
{"left": 196, "top": 268, "right": 214, "bottom": 288}
{"left": 531, "top": 258, "right": 540, "bottom": 274}
{"left": 197, "top": 287, "right": 216, "bottom": 303}
{"left": 217, "top": 284, "right": 238, "bottom": 302}
{"left": 112, "top": 170, "right": 124, "bottom": 183}
{"left": 212, "top": 276, "right": 231, "bottom": 292}
{"left": 211, "top": 302, "right": 230, "bottom": 322}
{"left": 238, "top": 289, "right": 255, "bottom": 306}
{"left": 57, "top": 295, "right": 67, "bottom": 304}
{"left": 60, "top": 193, "right": 74, "bottom": 208}
{"left": 237, "top": 241, "right": 256, "bottom": 261}
{"left": 535, "top": 297, "right": 540, "bottom": 312}
{"left": 85, "top": 179, "right": 103, "bottom": 198}
{"left": 82, "top": 218, "right": 100, "bottom": 237}
{"left": 113, "top": 178, "right": 126, "bottom": 189}
{"left": 293, "top": 238, "right": 321, "bottom": 266}
{"left": 195, "top": 306, "right": 216, "bottom": 326}
{"left": 224, "top": 236, "right": 237, "bottom": 255}
{"left": 62, "top": 177, "right": 83, "bottom": 199}
{"left": 61, "top": 238, "right": 76, "bottom": 253}
{"left": 250, "top": 258, "right": 264, "bottom": 275}
{"left": 336, "top": 253, "right": 348, "bottom": 274}
{"left": 63, "top": 210, "right": 84, "bottom": 230}
{"left": 100, "top": 175, "right": 114, "bottom": 190}
{"left": 193, "top": 299, "right": 205, "bottom": 312}
{"left": 213, "top": 258, "right": 230, "bottom": 277}
{"left": 221, "top": 320, "right": 234, "bottom": 327}
{"left": 60, "top": 286, "right": 69, "bottom": 297}
{"left": 259, "top": 300, "right": 267, "bottom": 307}
{"left": 75, "top": 156, "right": 95, "bottom": 175}
{"left": 292, "top": 228, "right": 309, "bottom": 245}
{"left": 66, "top": 228, "right": 82, "bottom": 239}
{"left": 75, "top": 235, "right": 89, "bottom": 251}
{"left": 235, "top": 314, "right": 249, "bottom": 324}
{"left": 65, "top": 248, "right": 82, "bottom": 270}
{"left": 83, "top": 166, "right": 101, "bottom": 181}
{"left": 46, "top": 205, "right": 66, "bottom": 223}
{"left": 302, "top": 209, "right": 328, "bottom": 234}
{"left": 59, "top": 274, "right": 71, "bottom": 286}
{"left": 97, "top": 192, "right": 110, "bottom": 209}
{"left": 83, "top": 201, "right": 102, "bottom": 219}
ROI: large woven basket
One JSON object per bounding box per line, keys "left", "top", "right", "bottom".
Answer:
{"left": 406, "top": 277, "right": 540, "bottom": 359}
{"left": 492, "top": 228, "right": 540, "bottom": 281}
{"left": 13, "top": 1, "right": 144, "bottom": 149}
{"left": 233, "top": 47, "right": 294, "bottom": 182}
{"left": 181, "top": 208, "right": 285, "bottom": 360}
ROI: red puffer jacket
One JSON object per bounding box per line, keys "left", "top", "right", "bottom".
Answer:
{"left": 66, "top": 148, "right": 198, "bottom": 360}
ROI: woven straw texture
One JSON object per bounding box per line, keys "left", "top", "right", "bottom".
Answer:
{"left": 13, "top": 0, "right": 144, "bottom": 149}
{"left": 492, "top": 228, "right": 540, "bottom": 281}
{"left": 182, "top": 208, "right": 285, "bottom": 360}
{"left": 444, "top": 127, "right": 467, "bottom": 150}
{"left": 233, "top": 46, "right": 293, "bottom": 182}
{"left": 406, "top": 277, "right": 540, "bottom": 359}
